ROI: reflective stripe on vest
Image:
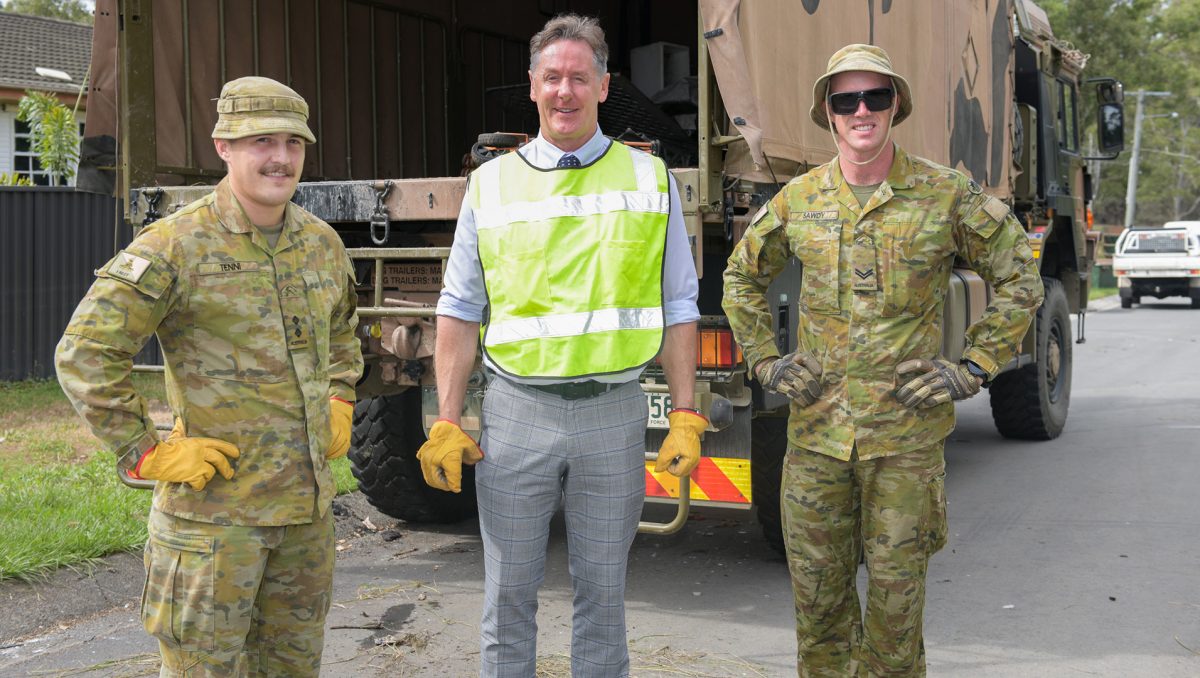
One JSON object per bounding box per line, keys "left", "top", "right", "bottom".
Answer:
{"left": 471, "top": 142, "right": 669, "bottom": 379}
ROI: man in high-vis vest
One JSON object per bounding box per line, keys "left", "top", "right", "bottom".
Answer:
{"left": 419, "top": 13, "right": 702, "bottom": 678}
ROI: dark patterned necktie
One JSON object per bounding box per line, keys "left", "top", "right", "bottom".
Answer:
{"left": 557, "top": 154, "right": 581, "bottom": 168}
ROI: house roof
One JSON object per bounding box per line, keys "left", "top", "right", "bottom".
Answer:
{"left": 0, "top": 11, "right": 91, "bottom": 96}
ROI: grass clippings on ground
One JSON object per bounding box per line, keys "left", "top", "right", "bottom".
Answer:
{"left": 353, "top": 580, "right": 440, "bottom": 602}
{"left": 28, "top": 651, "right": 160, "bottom": 677}
{"left": 535, "top": 639, "right": 772, "bottom": 677}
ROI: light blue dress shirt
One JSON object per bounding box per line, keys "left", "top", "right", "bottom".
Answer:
{"left": 437, "top": 127, "right": 700, "bottom": 384}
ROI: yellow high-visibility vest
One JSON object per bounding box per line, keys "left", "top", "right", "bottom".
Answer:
{"left": 470, "top": 141, "right": 669, "bottom": 379}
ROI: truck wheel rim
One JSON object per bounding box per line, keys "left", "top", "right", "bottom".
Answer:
{"left": 1046, "top": 321, "right": 1064, "bottom": 401}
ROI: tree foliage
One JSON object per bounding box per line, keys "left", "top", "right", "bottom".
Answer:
{"left": 1040, "top": 0, "right": 1200, "bottom": 226}
{"left": 17, "top": 91, "right": 81, "bottom": 186}
{"left": 0, "top": 173, "right": 34, "bottom": 186}
{"left": 0, "top": 0, "right": 93, "bottom": 24}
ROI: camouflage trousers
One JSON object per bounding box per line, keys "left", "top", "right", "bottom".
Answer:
{"left": 782, "top": 442, "right": 947, "bottom": 678}
{"left": 142, "top": 506, "right": 335, "bottom": 677}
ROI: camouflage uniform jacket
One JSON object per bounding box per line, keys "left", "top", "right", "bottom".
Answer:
{"left": 56, "top": 178, "right": 363, "bottom": 525}
{"left": 723, "top": 147, "right": 1043, "bottom": 460}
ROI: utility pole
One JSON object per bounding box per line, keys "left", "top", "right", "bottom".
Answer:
{"left": 1124, "top": 89, "right": 1173, "bottom": 229}
{"left": 1174, "top": 116, "right": 1188, "bottom": 220}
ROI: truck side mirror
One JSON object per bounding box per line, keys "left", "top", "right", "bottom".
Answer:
{"left": 1098, "top": 103, "right": 1124, "bottom": 154}
{"left": 1084, "top": 78, "right": 1125, "bottom": 159}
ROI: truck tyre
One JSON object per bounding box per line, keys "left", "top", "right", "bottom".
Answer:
{"left": 476, "top": 132, "right": 524, "bottom": 148}
{"left": 989, "top": 277, "right": 1071, "bottom": 440}
{"left": 1191, "top": 290, "right": 1200, "bottom": 309}
{"left": 751, "top": 415, "right": 788, "bottom": 556}
{"left": 348, "top": 390, "right": 478, "bottom": 523}
{"left": 1121, "top": 296, "right": 1133, "bottom": 309}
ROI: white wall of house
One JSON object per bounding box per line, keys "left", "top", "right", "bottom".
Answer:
{"left": 0, "top": 107, "right": 14, "bottom": 175}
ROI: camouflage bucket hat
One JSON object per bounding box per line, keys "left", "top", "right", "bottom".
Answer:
{"left": 212, "top": 76, "right": 316, "bottom": 143}
{"left": 810, "top": 43, "right": 912, "bottom": 131}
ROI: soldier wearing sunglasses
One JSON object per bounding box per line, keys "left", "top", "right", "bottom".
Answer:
{"left": 723, "top": 44, "right": 1043, "bottom": 676}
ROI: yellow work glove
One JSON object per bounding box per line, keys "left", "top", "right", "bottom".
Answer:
{"left": 416, "top": 419, "right": 484, "bottom": 493}
{"left": 756, "top": 350, "right": 823, "bottom": 406}
{"left": 132, "top": 418, "right": 240, "bottom": 491}
{"left": 894, "top": 358, "right": 981, "bottom": 409}
{"left": 327, "top": 397, "right": 354, "bottom": 459}
{"left": 654, "top": 409, "right": 708, "bottom": 477}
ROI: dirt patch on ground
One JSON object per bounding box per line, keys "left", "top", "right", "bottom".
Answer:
{"left": 0, "top": 400, "right": 98, "bottom": 464}
{"left": 0, "top": 398, "right": 171, "bottom": 466}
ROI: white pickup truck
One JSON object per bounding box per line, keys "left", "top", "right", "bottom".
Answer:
{"left": 1114, "top": 222, "right": 1200, "bottom": 309}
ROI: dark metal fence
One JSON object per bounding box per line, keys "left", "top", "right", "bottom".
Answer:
{"left": 0, "top": 187, "right": 160, "bottom": 381}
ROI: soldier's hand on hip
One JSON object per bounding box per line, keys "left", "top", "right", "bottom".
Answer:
{"left": 894, "top": 358, "right": 981, "bottom": 409}
{"left": 416, "top": 419, "right": 484, "bottom": 493}
{"left": 326, "top": 397, "right": 354, "bottom": 459}
{"left": 756, "top": 350, "right": 823, "bottom": 406}
{"left": 131, "top": 418, "right": 240, "bottom": 491}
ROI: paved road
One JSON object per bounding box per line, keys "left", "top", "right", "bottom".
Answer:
{"left": 927, "top": 295, "right": 1200, "bottom": 677}
{"left": 2, "top": 297, "right": 1198, "bottom": 677}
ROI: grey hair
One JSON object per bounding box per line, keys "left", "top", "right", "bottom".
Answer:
{"left": 529, "top": 14, "right": 608, "bottom": 76}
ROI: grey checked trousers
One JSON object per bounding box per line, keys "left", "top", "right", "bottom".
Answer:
{"left": 475, "top": 377, "right": 648, "bottom": 678}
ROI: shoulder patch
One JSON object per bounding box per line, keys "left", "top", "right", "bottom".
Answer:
{"left": 108, "top": 251, "right": 152, "bottom": 284}
{"left": 982, "top": 196, "right": 1009, "bottom": 222}
{"left": 967, "top": 179, "right": 984, "bottom": 195}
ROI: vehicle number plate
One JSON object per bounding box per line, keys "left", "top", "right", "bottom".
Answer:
{"left": 646, "top": 392, "right": 673, "bottom": 429}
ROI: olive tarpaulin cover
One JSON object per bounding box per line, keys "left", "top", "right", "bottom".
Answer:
{"left": 700, "top": 0, "right": 1015, "bottom": 196}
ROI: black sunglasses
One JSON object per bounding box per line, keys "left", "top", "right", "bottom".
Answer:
{"left": 827, "top": 87, "right": 895, "bottom": 116}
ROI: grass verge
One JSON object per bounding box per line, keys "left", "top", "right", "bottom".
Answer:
{"left": 0, "top": 378, "right": 361, "bottom": 582}
{"left": 1090, "top": 286, "right": 1117, "bottom": 301}
{"left": 332, "top": 456, "right": 357, "bottom": 495}
{"left": 0, "top": 450, "right": 151, "bottom": 581}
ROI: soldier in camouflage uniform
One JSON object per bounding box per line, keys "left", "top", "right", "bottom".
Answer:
{"left": 722, "top": 45, "right": 1044, "bottom": 676}
{"left": 55, "top": 76, "right": 363, "bottom": 677}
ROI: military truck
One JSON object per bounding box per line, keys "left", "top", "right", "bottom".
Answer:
{"left": 82, "top": 0, "right": 1124, "bottom": 550}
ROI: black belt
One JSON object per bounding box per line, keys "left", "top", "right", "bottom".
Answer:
{"left": 525, "top": 380, "right": 619, "bottom": 400}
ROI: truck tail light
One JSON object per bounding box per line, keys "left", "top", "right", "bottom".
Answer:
{"left": 1115, "top": 270, "right": 1127, "bottom": 276}
{"left": 697, "top": 328, "right": 742, "bottom": 368}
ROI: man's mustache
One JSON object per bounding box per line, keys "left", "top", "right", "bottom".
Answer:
{"left": 261, "top": 163, "right": 295, "bottom": 175}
